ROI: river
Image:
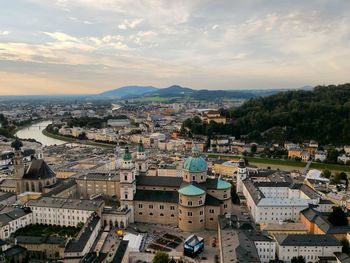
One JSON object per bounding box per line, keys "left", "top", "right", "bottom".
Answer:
{"left": 15, "top": 120, "right": 66, "bottom": 147}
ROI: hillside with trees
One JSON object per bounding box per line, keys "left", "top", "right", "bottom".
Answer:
{"left": 181, "top": 83, "right": 350, "bottom": 145}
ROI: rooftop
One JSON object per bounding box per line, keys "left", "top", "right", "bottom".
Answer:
{"left": 23, "top": 159, "right": 56, "bottom": 180}
{"left": 134, "top": 189, "right": 178, "bottom": 203}
{"left": 27, "top": 197, "right": 104, "bottom": 211}
{"left": 65, "top": 214, "right": 100, "bottom": 253}
{"left": 136, "top": 175, "right": 182, "bottom": 187}
{"left": 275, "top": 234, "right": 340, "bottom": 246}
{"left": 178, "top": 184, "right": 205, "bottom": 196}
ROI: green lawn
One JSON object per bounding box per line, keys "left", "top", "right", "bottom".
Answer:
{"left": 137, "top": 96, "right": 172, "bottom": 102}
{"left": 13, "top": 224, "right": 82, "bottom": 238}
{"left": 208, "top": 153, "right": 350, "bottom": 172}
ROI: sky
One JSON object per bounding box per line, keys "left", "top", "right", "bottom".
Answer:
{"left": 0, "top": 0, "right": 349, "bottom": 95}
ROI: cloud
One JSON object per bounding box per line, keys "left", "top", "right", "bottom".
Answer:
{"left": 0, "top": 30, "right": 10, "bottom": 36}
{"left": 118, "top": 19, "right": 142, "bottom": 30}
{"left": 44, "top": 32, "right": 79, "bottom": 42}
{"left": 1, "top": 0, "right": 350, "bottom": 94}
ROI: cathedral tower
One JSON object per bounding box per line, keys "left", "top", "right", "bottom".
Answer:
{"left": 11, "top": 138, "right": 24, "bottom": 194}
{"left": 135, "top": 140, "right": 147, "bottom": 174}
{"left": 119, "top": 146, "right": 136, "bottom": 223}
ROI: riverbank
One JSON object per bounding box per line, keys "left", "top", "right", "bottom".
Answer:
{"left": 208, "top": 153, "right": 350, "bottom": 173}
{"left": 42, "top": 128, "right": 115, "bottom": 148}
{"left": 13, "top": 118, "right": 44, "bottom": 134}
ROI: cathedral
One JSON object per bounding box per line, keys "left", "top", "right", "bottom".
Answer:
{"left": 119, "top": 141, "right": 233, "bottom": 231}
{"left": 11, "top": 138, "right": 57, "bottom": 194}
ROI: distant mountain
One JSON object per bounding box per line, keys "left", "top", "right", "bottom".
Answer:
{"left": 95, "top": 84, "right": 313, "bottom": 101}
{"left": 142, "top": 85, "right": 281, "bottom": 100}
{"left": 144, "top": 85, "right": 194, "bottom": 97}
{"left": 98, "top": 86, "right": 158, "bottom": 99}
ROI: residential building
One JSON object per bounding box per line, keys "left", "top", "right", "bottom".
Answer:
{"left": 0, "top": 208, "right": 32, "bottom": 240}
{"left": 27, "top": 197, "right": 104, "bottom": 227}
{"left": 218, "top": 215, "right": 276, "bottom": 263}
{"left": 275, "top": 234, "right": 341, "bottom": 263}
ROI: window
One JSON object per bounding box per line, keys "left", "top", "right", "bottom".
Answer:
{"left": 188, "top": 201, "right": 192, "bottom": 206}
{"left": 192, "top": 176, "right": 195, "bottom": 180}
{"left": 160, "top": 213, "right": 164, "bottom": 216}
{"left": 149, "top": 204, "right": 153, "bottom": 209}
{"left": 139, "top": 212, "right": 143, "bottom": 215}
{"left": 138, "top": 204, "right": 143, "bottom": 208}
{"left": 149, "top": 213, "right": 153, "bottom": 216}
{"left": 170, "top": 206, "right": 175, "bottom": 210}
{"left": 209, "top": 209, "right": 214, "bottom": 213}
{"left": 171, "top": 214, "right": 174, "bottom": 217}
{"left": 200, "top": 210, "right": 203, "bottom": 215}
{"left": 124, "top": 175, "right": 127, "bottom": 181}
{"left": 124, "top": 194, "right": 128, "bottom": 199}
{"left": 199, "top": 200, "right": 203, "bottom": 205}
{"left": 188, "top": 220, "right": 192, "bottom": 224}
{"left": 160, "top": 205, "right": 164, "bottom": 210}
{"left": 188, "top": 212, "right": 192, "bottom": 216}
{"left": 223, "top": 194, "right": 227, "bottom": 198}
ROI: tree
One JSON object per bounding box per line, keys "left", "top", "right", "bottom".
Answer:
{"left": 321, "top": 169, "right": 331, "bottom": 179}
{"left": 328, "top": 207, "right": 348, "bottom": 226}
{"left": 326, "top": 148, "right": 340, "bottom": 163}
{"left": 291, "top": 256, "right": 306, "bottom": 263}
{"left": 153, "top": 251, "right": 169, "bottom": 263}
{"left": 332, "top": 172, "right": 348, "bottom": 186}
{"left": 341, "top": 238, "right": 350, "bottom": 255}
{"left": 251, "top": 144, "right": 257, "bottom": 154}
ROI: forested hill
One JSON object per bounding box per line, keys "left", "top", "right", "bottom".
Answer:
{"left": 182, "top": 83, "right": 350, "bottom": 145}
{"left": 229, "top": 83, "right": 350, "bottom": 144}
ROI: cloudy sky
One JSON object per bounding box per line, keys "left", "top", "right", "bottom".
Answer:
{"left": 0, "top": 0, "right": 349, "bottom": 95}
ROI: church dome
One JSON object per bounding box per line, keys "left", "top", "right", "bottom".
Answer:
{"left": 178, "top": 184, "right": 205, "bottom": 196}
{"left": 183, "top": 145, "right": 207, "bottom": 173}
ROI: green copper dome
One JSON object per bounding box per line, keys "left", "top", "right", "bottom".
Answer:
{"left": 216, "top": 179, "right": 231, "bottom": 189}
{"left": 183, "top": 143, "right": 207, "bottom": 173}
{"left": 178, "top": 184, "right": 205, "bottom": 196}
{"left": 183, "top": 156, "right": 208, "bottom": 173}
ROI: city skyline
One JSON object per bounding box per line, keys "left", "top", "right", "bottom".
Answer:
{"left": 1, "top": 0, "right": 350, "bottom": 95}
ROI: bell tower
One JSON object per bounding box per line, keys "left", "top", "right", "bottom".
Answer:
{"left": 236, "top": 158, "right": 247, "bottom": 193}
{"left": 135, "top": 139, "right": 147, "bottom": 174}
{"left": 11, "top": 138, "right": 24, "bottom": 194}
{"left": 119, "top": 146, "right": 136, "bottom": 223}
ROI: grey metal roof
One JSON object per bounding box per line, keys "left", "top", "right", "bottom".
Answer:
{"left": 275, "top": 234, "right": 339, "bottom": 246}
{"left": 0, "top": 208, "right": 30, "bottom": 226}
{"left": 23, "top": 159, "right": 55, "bottom": 180}
{"left": 65, "top": 214, "right": 100, "bottom": 253}
{"left": 205, "top": 194, "right": 222, "bottom": 206}
{"left": 16, "top": 235, "right": 66, "bottom": 245}
{"left": 27, "top": 197, "right": 103, "bottom": 211}
{"left": 136, "top": 175, "right": 183, "bottom": 187}
{"left": 134, "top": 189, "right": 178, "bottom": 203}
{"left": 78, "top": 172, "right": 119, "bottom": 181}
{"left": 112, "top": 240, "right": 129, "bottom": 263}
